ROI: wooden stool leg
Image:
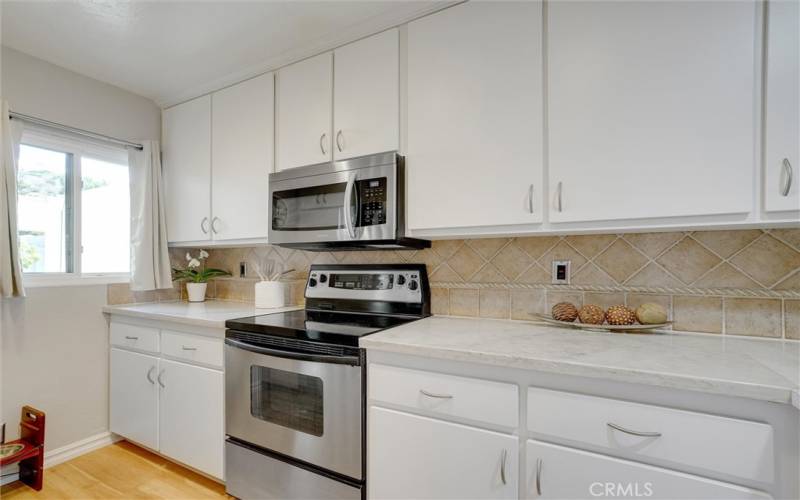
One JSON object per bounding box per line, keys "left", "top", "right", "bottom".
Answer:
{"left": 18, "top": 450, "right": 44, "bottom": 491}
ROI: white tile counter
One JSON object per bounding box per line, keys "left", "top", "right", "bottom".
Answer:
{"left": 360, "top": 316, "right": 800, "bottom": 407}
{"left": 102, "top": 300, "right": 301, "bottom": 329}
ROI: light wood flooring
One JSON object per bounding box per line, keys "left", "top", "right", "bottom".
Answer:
{"left": 1, "top": 441, "right": 230, "bottom": 499}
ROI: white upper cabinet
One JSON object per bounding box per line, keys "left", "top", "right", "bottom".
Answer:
{"left": 276, "top": 53, "right": 333, "bottom": 171}
{"left": 407, "top": 1, "right": 544, "bottom": 232}
{"left": 211, "top": 73, "right": 274, "bottom": 241}
{"left": 764, "top": 0, "right": 799, "bottom": 213}
{"left": 547, "top": 1, "right": 757, "bottom": 224}
{"left": 163, "top": 95, "right": 212, "bottom": 243}
{"left": 333, "top": 29, "right": 399, "bottom": 160}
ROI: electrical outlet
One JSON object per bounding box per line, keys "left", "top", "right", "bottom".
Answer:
{"left": 239, "top": 261, "right": 247, "bottom": 278}
{"left": 552, "top": 260, "right": 571, "bottom": 284}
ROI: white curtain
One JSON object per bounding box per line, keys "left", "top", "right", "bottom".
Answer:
{"left": 0, "top": 100, "right": 25, "bottom": 298}
{"left": 129, "top": 140, "right": 172, "bottom": 291}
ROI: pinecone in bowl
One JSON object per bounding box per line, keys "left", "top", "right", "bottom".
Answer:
{"left": 578, "top": 304, "right": 606, "bottom": 325}
{"left": 552, "top": 302, "right": 579, "bottom": 322}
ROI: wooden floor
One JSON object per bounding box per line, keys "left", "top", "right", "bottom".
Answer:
{"left": 1, "top": 441, "right": 230, "bottom": 499}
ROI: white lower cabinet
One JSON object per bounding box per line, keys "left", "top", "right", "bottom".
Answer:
{"left": 110, "top": 348, "right": 159, "bottom": 451}
{"left": 109, "top": 320, "right": 224, "bottom": 480}
{"left": 525, "top": 440, "right": 770, "bottom": 500}
{"left": 369, "top": 407, "right": 518, "bottom": 500}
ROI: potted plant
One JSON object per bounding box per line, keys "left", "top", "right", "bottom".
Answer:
{"left": 172, "top": 250, "right": 230, "bottom": 302}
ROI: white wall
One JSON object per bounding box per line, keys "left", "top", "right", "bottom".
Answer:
{"left": 0, "top": 47, "right": 161, "bottom": 452}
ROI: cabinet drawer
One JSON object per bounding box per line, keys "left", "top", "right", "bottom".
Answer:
{"left": 527, "top": 387, "right": 774, "bottom": 484}
{"left": 369, "top": 364, "right": 517, "bottom": 428}
{"left": 161, "top": 330, "right": 223, "bottom": 369}
{"left": 526, "top": 440, "right": 770, "bottom": 499}
{"left": 110, "top": 322, "right": 159, "bottom": 354}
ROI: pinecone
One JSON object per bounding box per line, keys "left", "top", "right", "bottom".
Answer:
{"left": 578, "top": 304, "right": 606, "bottom": 325}
{"left": 606, "top": 305, "right": 637, "bottom": 325}
{"left": 552, "top": 302, "right": 578, "bottom": 322}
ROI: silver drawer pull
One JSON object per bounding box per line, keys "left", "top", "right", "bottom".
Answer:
{"left": 781, "top": 158, "right": 793, "bottom": 196}
{"left": 607, "top": 422, "right": 662, "bottom": 438}
{"left": 419, "top": 389, "right": 453, "bottom": 399}
{"left": 157, "top": 369, "right": 165, "bottom": 388}
{"left": 535, "top": 458, "right": 542, "bottom": 495}
{"left": 146, "top": 366, "right": 155, "bottom": 385}
{"left": 124, "top": 336, "right": 139, "bottom": 340}
{"left": 500, "top": 449, "right": 507, "bottom": 485}
{"left": 181, "top": 346, "right": 197, "bottom": 351}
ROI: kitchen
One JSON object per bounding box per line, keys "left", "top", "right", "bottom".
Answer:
{"left": 0, "top": 1, "right": 798, "bottom": 499}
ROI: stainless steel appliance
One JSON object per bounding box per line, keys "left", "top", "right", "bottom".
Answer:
{"left": 268, "top": 151, "right": 429, "bottom": 250}
{"left": 224, "top": 264, "right": 430, "bottom": 500}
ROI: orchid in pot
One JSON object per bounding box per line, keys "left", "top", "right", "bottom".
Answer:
{"left": 172, "top": 250, "right": 230, "bottom": 302}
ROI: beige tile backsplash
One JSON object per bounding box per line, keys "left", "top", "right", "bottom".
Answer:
{"left": 107, "top": 229, "right": 800, "bottom": 340}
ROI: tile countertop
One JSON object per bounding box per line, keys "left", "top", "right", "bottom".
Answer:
{"left": 102, "top": 300, "right": 302, "bottom": 329}
{"left": 360, "top": 316, "right": 800, "bottom": 409}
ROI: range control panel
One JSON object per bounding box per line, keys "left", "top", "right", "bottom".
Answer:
{"left": 306, "top": 265, "right": 423, "bottom": 304}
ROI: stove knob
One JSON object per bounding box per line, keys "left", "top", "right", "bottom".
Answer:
{"left": 319, "top": 274, "right": 328, "bottom": 283}
{"left": 397, "top": 275, "right": 406, "bottom": 285}
{"left": 408, "top": 280, "right": 418, "bottom": 291}
{"left": 309, "top": 278, "right": 318, "bottom": 287}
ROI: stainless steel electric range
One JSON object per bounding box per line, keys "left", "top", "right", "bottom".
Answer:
{"left": 223, "top": 264, "right": 430, "bottom": 500}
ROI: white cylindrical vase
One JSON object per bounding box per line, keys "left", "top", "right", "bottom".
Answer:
{"left": 186, "top": 282, "right": 208, "bottom": 302}
{"left": 255, "top": 281, "right": 285, "bottom": 309}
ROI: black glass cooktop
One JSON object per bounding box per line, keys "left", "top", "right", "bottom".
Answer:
{"left": 226, "top": 309, "right": 419, "bottom": 348}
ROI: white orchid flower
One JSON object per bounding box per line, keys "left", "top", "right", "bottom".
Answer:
{"left": 186, "top": 252, "right": 192, "bottom": 261}
{"left": 188, "top": 258, "right": 201, "bottom": 269}
{"left": 199, "top": 250, "right": 209, "bottom": 259}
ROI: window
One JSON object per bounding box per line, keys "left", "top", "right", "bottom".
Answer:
{"left": 17, "top": 130, "right": 130, "bottom": 282}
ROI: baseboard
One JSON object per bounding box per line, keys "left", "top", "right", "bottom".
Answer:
{"left": 2, "top": 431, "right": 120, "bottom": 486}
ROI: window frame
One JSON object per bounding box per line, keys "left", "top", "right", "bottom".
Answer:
{"left": 18, "top": 127, "right": 132, "bottom": 287}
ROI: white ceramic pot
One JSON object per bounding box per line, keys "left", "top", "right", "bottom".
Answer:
{"left": 186, "top": 282, "right": 207, "bottom": 302}
{"left": 255, "top": 280, "right": 285, "bottom": 309}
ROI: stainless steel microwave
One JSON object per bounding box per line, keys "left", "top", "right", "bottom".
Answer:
{"left": 268, "top": 151, "right": 429, "bottom": 250}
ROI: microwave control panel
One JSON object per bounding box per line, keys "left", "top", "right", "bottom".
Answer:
{"left": 358, "top": 177, "right": 387, "bottom": 227}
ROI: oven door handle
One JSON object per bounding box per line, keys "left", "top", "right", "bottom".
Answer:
{"left": 225, "top": 338, "right": 361, "bottom": 366}
{"left": 343, "top": 172, "right": 358, "bottom": 239}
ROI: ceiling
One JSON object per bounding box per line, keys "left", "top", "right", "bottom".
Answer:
{"left": 1, "top": 1, "right": 446, "bottom": 107}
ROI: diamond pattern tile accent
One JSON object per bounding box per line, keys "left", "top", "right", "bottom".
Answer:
{"left": 692, "top": 230, "right": 762, "bottom": 258}
{"left": 491, "top": 242, "right": 533, "bottom": 280}
{"left": 730, "top": 234, "right": 800, "bottom": 287}
{"left": 623, "top": 232, "right": 684, "bottom": 258}
{"left": 594, "top": 239, "right": 648, "bottom": 283}
{"left": 540, "top": 240, "right": 588, "bottom": 276}
{"left": 565, "top": 234, "right": 616, "bottom": 259}
{"left": 693, "top": 263, "right": 760, "bottom": 289}
{"left": 571, "top": 263, "right": 617, "bottom": 286}
{"left": 514, "top": 236, "right": 559, "bottom": 260}
{"left": 466, "top": 238, "right": 510, "bottom": 259}
{"left": 431, "top": 239, "right": 463, "bottom": 259}
{"left": 515, "top": 263, "right": 551, "bottom": 284}
{"left": 471, "top": 263, "right": 506, "bottom": 283}
{"left": 656, "top": 237, "right": 721, "bottom": 285}
{"left": 625, "top": 263, "right": 684, "bottom": 287}
{"left": 773, "top": 271, "right": 800, "bottom": 291}
{"left": 770, "top": 229, "right": 800, "bottom": 251}
{"left": 447, "top": 244, "right": 484, "bottom": 281}
{"left": 429, "top": 263, "right": 463, "bottom": 282}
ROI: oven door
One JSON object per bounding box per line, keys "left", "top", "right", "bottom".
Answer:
{"left": 225, "top": 339, "right": 364, "bottom": 480}
{"left": 268, "top": 156, "right": 397, "bottom": 246}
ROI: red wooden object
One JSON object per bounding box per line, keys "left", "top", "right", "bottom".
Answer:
{"left": 1, "top": 406, "right": 45, "bottom": 491}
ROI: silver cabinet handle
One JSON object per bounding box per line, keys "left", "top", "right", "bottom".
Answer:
{"left": 124, "top": 336, "right": 138, "bottom": 340}
{"left": 535, "top": 458, "right": 542, "bottom": 496}
{"left": 556, "top": 182, "right": 563, "bottom": 212}
{"left": 781, "top": 158, "right": 793, "bottom": 197}
{"left": 500, "top": 449, "right": 508, "bottom": 485}
{"left": 200, "top": 217, "right": 209, "bottom": 234}
{"left": 528, "top": 184, "right": 535, "bottom": 213}
{"left": 211, "top": 216, "right": 220, "bottom": 234}
{"left": 320, "top": 132, "right": 327, "bottom": 155}
{"left": 181, "top": 346, "right": 197, "bottom": 351}
{"left": 336, "top": 130, "right": 344, "bottom": 152}
{"left": 157, "top": 369, "right": 165, "bottom": 388}
{"left": 607, "top": 422, "right": 662, "bottom": 438}
{"left": 343, "top": 173, "right": 358, "bottom": 239}
{"left": 146, "top": 366, "right": 155, "bottom": 385}
{"left": 419, "top": 389, "right": 453, "bottom": 399}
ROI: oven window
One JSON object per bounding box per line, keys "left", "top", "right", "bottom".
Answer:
{"left": 250, "top": 366, "right": 324, "bottom": 436}
{"left": 272, "top": 183, "right": 347, "bottom": 231}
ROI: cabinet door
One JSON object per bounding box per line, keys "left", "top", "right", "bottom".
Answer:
{"left": 369, "top": 407, "right": 517, "bottom": 500}
{"left": 526, "top": 440, "right": 769, "bottom": 499}
{"left": 110, "top": 348, "right": 158, "bottom": 450}
{"left": 276, "top": 52, "right": 333, "bottom": 170}
{"left": 158, "top": 359, "right": 224, "bottom": 479}
{"left": 211, "top": 73, "right": 274, "bottom": 241}
{"left": 548, "top": 1, "right": 756, "bottom": 223}
{"left": 407, "top": 1, "right": 544, "bottom": 231}
{"left": 162, "top": 96, "right": 212, "bottom": 242}
{"left": 333, "top": 29, "right": 399, "bottom": 160}
{"left": 764, "top": 0, "right": 799, "bottom": 213}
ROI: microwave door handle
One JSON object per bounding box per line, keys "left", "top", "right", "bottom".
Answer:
{"left": 344, "top": 173, "right": 358, "bottom": 239}
{"left": 225, "top": 338, "right": 361, "bottom": 366}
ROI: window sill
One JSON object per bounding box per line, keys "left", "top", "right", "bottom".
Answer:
{"left": 23, "top": 274, "right": 130, "bottom": 288}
